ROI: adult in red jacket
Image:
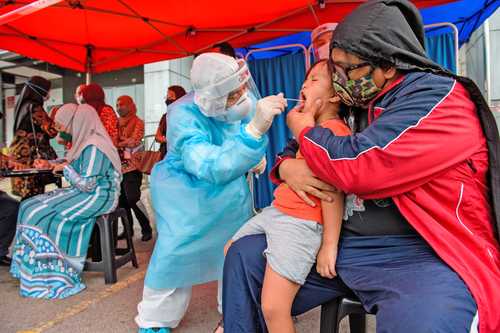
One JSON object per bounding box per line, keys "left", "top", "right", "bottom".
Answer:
{"left": 222, "top": 1, "right": 500, "bottom": 332}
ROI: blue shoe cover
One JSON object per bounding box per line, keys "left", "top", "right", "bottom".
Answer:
{"left": 138, "top": 328, "right": 171, "bottom": 333}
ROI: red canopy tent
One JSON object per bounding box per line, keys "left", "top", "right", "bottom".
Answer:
{"left": 0, "top": 0, "right": 453, "bottom": 74}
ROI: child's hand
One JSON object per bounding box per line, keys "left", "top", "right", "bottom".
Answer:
{"left": 224, "top": 240, "right": 234, "bottom": 256}
{"left": 316, "top": 243, "right": 338, "bottom": 279}
{"left": 286, "top": 99, "right": 322, "bottom": 138}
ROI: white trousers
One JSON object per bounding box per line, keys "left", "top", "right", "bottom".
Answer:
{"left": 135, "top": 280, "right": 223, "bottom": 329}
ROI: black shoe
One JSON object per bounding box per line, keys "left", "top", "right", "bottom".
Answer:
{"left": 0, "top": 256, "right": 12, "bottom": 267}
{"left": 141, "top": 232, "right": 153, "bottom": 242}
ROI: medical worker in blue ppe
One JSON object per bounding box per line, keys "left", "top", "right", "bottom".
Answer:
{"left": 135, "top": 53, "right": 287, "bottom": 333}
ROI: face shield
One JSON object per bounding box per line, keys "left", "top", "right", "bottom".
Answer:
{"left": 194, "top": 59, "right": 261, "bottom": 120}
{"left": 311, "top": 23, "right": 337, "bottom": 62}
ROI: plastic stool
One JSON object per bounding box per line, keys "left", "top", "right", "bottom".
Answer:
{"left": 84, "top": 207, "right": 138, "bottom": 284}
{"left": 320, "top": 296, "right": 368, "bottom": 333}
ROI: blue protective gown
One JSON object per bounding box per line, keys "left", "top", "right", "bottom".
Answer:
{"left": 145, "top": 93, "right": 268, "bottom": 289}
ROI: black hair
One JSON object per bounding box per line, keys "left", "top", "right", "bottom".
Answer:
{"left": 214, "top": 42, "right": 236, "bottom": 58}
{"left": 304, "top": 59, "right": 329, "bottom": 80}
{"left": 306, "top": 60, "right": 350, "bottom": 120}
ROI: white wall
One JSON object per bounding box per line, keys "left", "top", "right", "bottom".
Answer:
{"left": 46, "top": 87, "right": 63, "bottom": 110}
{"left": 489, "top": 9, "right": 500, "bottom": 105}
{"left": 103, "top": 84, "right": 145, "bottom": 118}
{"left": 144, "top": 56, "right": 193, "bottom": 137}
{"left": 463, "top": 24, "right": 488, "bottom": 98}
{"left": 461, "top": 7, "right": 500, "bottom": 106}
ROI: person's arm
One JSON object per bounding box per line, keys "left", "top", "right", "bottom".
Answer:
{"left": 63, "top": 145, "right": 106, "bottom": 192}
{"left": 100, "top": 107, "right": 119, "bottom": 147}
{"left": 270, "top": 139, "right": 337, "bottom": 206}
{"left": 298, "top": 77, "right": 483, "bottom": 199}
{"left": 170, "top": 110, "right": 268, "bottom": 185}
{"left": 269, "top": 139, "right": 299, "bottom": 185}
{"left": 155, "top": 115, "right": 167, "bottom": 143}
{"left": 316, "top": 191, "right": 344, "bottom": 279}
{"left": 124, "top": 119, "right": 144, "bottom": 148}
{"left": 32, "top": 106, "right": 58, "bottom": 138}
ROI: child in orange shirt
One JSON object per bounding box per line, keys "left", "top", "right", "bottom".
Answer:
{"left": 225, "top": 60, "right": 351, "bottom": 333}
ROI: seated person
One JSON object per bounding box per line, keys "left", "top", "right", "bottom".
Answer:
{"left": 10, "top": 103, "right": 122, "bottom": 299}
{"left": 223, "top": 1, "right": 500, "bottom": 332}
{"left": 223, "top": 60, "right": 350, "bottom": 333}
{"left": 0, "top": 150, "right": 19, "bottom": 267}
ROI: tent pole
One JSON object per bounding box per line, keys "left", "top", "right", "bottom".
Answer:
{"left": 85, "top": 44, "right": 93, "bottom": 84}
{"left": 245, "top": 44, "right": 310, "bottom": 72}
{"left": 0, "top": 0, "right": 63, "bottom": 26}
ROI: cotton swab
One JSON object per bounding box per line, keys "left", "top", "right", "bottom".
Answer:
{"left": 285, "top": 98, "right": 304, "bottom": 102}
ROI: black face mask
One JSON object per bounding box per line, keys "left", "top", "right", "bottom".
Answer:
{"left": 118, "top": 108, "right": 129, "bottom": 117}
{"left": 165, "top": 98, "right": 175, "bottom": 106}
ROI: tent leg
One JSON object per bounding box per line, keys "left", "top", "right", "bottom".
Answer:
{"left": 85, "top": 44, "right": 93, "bottom": 84}
{"left": 86, "top": 71, "right": 92, "bottom": 84}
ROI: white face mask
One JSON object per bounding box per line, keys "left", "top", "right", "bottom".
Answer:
{"left": 75, "top": 95, "right": 84, "bottom": 105}
{"left": 216, "top": 92, "right": 254, "bottom": 123}
{"left": 315, "top": 44, "right": 330, "bottom": 61}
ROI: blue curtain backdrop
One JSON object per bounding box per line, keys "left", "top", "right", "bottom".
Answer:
{"left": 248, "top": 52, "right": 306, "bottom": 208}
{"left": 425, "top": 31, "right": 456, "bottom": 73}
{"left": 249, "top": 32, "right": 456, "bottom": 208}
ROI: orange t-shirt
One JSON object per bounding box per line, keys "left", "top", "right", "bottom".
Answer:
{"left": 273, "top": 118, "right": 352, "bottom": 224}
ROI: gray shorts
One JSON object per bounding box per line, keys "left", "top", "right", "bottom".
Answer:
{"left": 232, "top": 206, "right": 323, "bottom": 285}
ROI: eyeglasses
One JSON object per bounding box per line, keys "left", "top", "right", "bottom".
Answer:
{"left": 226, "top": 84, "right": 248, "bottom": 107}
{"left": 328, "top": 60, "right": 371, "bottom": 80}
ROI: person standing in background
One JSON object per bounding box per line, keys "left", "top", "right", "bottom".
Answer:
{"left": 81, "top": 83, "right": 119, "bottom": 147}
{"left": 10, "top": 76, "right": 58, "bottom": 200}
{"left": 0, "top": 115, "right": 19, "bottom": 266}
{"left": 74, "top": 84, "right": 86, "bottom": 104}
{"left": 311, "top": 22, "right": 337, "bottom": 61}
{"left": 117, "top": 95, "right": 152, "bottom": 242}
{"left": 155, "top": 85, "right": 187, "bottom": 159}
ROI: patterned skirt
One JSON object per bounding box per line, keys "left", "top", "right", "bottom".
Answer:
{"left": 10, "top": 188, "right": 100, "bottom": 299}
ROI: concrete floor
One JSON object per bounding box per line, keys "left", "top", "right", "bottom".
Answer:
{"left": 0, "top": 180, "right": 375, "bottom": 333}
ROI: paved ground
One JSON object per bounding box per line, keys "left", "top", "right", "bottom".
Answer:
{"left": 0, "top": 179, "right": 375, "bottom": 333}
